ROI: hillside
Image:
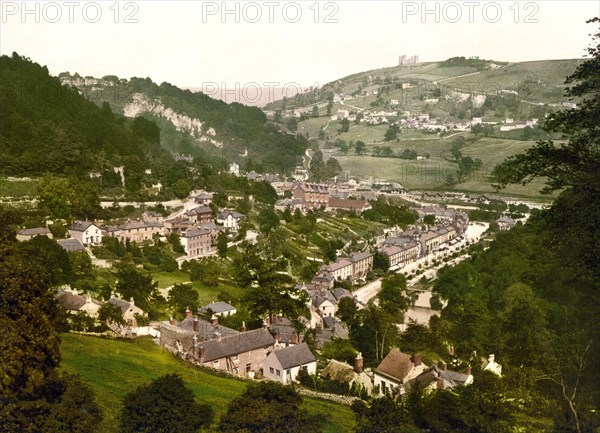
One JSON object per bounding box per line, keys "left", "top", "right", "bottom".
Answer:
{"left": 60, "top": 334, "right": 355, "bottom": 433}
{"left": 59, "top": 73, "right": 308, "bottom": 172}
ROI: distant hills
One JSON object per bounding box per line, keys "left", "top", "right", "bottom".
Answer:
{"left": 0, "top": 53, "right": 309, "bottom": 180}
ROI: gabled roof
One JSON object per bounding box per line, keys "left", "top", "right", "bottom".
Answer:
{"left": 375, "top": 349, "right": 416, "bottom": 382}
{"left": 195, "top": 328, "right": 274, "bottom": 362}
{"left": 350, "top": 251, "right": 373, "bottom": 263}
{"left": 271, "top": 342, "right": 316, "bottom": 369}
{"left": 56, "top": 290, "right": 101, "bottom": 311}
{"left": 69, "top": 221, "right": 96, "bottom": 232}
{"left": 17, "top": 227, "right": 51, "bottom": 236}
{"left": 57, "top": 238, "right": 85, "bottom": 252}
{"left": 108, "top": 297, "right": 144, "bottom": 315}
{"left": 178, "top": 316, "right": 239, "bottom": 340}
{"left": 217, "top": 210, "right": 245, "bottom": 220}
{"left": 405, "top": 364, "right": 473, "bottom": 390}
{"left": 118, "top": 220, "right": 163, "bottom": 231}
{"left": 186, "top": 206, "right": 212, "bottom": 215}
{"left": 199, "top": 301, "right": 236, "bottom": 314}
{"left": 181, "top": 228, "right": 211, "bottom": 238}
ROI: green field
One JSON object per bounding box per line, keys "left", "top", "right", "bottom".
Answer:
{"left": 60, "top": 334, "right": 355, "bottom": 432}
{"left": 0, "top": 178, "right": 39, "bottom": 197}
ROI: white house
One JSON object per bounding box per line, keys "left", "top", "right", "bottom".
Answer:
{"left": 108, "top": 296, "right": 145, "bottom": 323}
{"left": 199, "top": 301, "right": 237, "bottom": 317}
{"left": 263, "top": 342, "right": 317, "bottom": 385}
{"left": 68, "top": 221, "right": 102, "bottom": 246}
{"left": 373, "top": 350, "right": 428, "bottom": 396}
{"left": 216, "top": 210, "right": 245, "bottom": 233}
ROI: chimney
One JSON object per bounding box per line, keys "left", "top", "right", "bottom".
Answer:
{"left": 169, "top": 317, "right": 177, "bottom": 326}
{"left": 198, "top": 345, "right": 205, "bottom": 362}
{"left": 411, "top": 354, "right": 423, "bottom": 366}
{"left": 290, "top": 333, "right": 298, "bottom": 345}
{"left": 129, "top": 297, "right": 135, "bottom": 306}
{"left": 193, "top": 318, "right": 199, "bottom": 333}
{"left": 241, "top": 321, "right": 247, "bottom": 332}
{"left": 211, "top": 316, "right": 218, "bottom": 326}
{"left": 354, "top": 352, "right": 364, "bottom": 374}
{"left": 465, "top": 365, "right": 472, "bottom": 376}
{"left": 274, "top": 331, "right": 280, "bottom": 345}
{"left": 315, "top": 322, "right": 323, "bottom": 334}
{"left": 185, "top": 308, "right": 193, "bottom": 318}
{"left": 438, "top": 361, "right": 447, "bottom": 371}
{"left": 436, "top": 377, "right": 445, "bottom": 389}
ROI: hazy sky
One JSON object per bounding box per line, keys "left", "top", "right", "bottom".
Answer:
{"left": 1, "top": 1, "right": 598, "bottom": 88}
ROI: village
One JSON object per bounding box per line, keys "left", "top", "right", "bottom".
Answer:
{"left": 15, "top": 170, "right": 519, "bottom": 402}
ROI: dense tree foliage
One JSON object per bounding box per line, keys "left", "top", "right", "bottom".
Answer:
{"left": 118, "top": 374, "right": 213, "bottom": 433}
{"left": 218, "top": 381, "right": 321, "bottom": 433}
{"left": 0, "top": 209, "right": 102, "bottom": 432}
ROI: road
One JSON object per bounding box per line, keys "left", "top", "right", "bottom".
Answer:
{"left": 354, "top": 222, "right": 489, "bottom": 308}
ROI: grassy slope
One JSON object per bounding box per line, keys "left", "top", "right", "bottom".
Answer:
{"left": 60, "top": 334, "right": 355, "bottom": 433}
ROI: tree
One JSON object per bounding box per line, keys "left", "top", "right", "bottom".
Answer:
{"left": 286, "top": 117, "right": 298, "bottom": 132}
{"left": 257, "top": 207, "right": 280, "bottom": 235}
{"left": 97, "top": 302, "right": 126, "bottom": 331}
{"left": 355, "top": 140, "right": 366, "bottom": 155}
{"left": 216, "top": 232, "right": 228, "bottom": 258}
{"left": 340, "top": 118, "right": 350, "bottom": 132}
{"left": 423, "top": 214, "right": 436, "bottom": 226}
{"left": 372, "top": 251, "right": 390, "bottom": 273}
{"left": 352, "top": 397, "right": 420, "bottom": 433}
{"left": 336, "top": 296, "right": 358, "bottom": 326}
{"left": 119, "top": 374, "right": 213, "bottom": 433}
{"left": 172, "top": 179, "right": 191, "bottom": 199}
{"left": 312, "top": 105, "right": 319, "bottom": 117}
{"left": 378, "top": 273, "right": 410, "bottom": 319}
{"left": 0, "top": 210, "right": 101, "bottom": 433}
{"left": 37, "top": 175, "right": 101, "bottom": 220}
{"left": 218, "top": 382, "right": 321, "bottom": 433}
{"left": 384, "top": 125, "right": 400, "bottom": 141}
{"left": 114, "top": 263, "right": 158, "bottom": 312}
{"left": 168, "top": 283, "right": 199, "bottom": 316}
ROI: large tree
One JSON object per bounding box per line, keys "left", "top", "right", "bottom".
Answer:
{"left": 118, "top": 374, "right": 213, "bottom": 433}
{"left": 218, "top": 381, "right": 321, "bottom": 433}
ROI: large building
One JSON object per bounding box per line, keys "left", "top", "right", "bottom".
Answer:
{"left": 292, "top": 183, "right": 329, "bottom": 211}
{"left": 180, "top": 227, "right": 213, "bottom": 258}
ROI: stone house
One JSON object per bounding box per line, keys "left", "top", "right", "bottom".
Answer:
{"left": 108, "top": 296, "right": 145, "bottom": 322}
{"left": 185, "top": 206, "right": 213, "bottom": 225}
{"left": 327, "top": 197, "right": 372, "bottom": 214}
{"left": 180, "top": 228, "right": 213, "bottom": 258}
{"left": 380, "top": 241, "right": 420, "bottom": 267}
{"left": 373, "top": 350, "right": 428, "bottom": 397}
{"left": 112, "top": 220, "right": 164, "bottom": 243}
{"left": 142, "top": 211, "right": 164, "bottom": 224}
{"left": 188, "top": 328, "right": 275, "bottom": 378}
{"left": 263, "top": 342, "right": 317, "bottom": 385}
{"left": 216, "top": 210, "right": 246, "bottom": 233}
{"left": 292, "top": 183, "right": 329, "bottom": 211}
{"left": 68, "top": 221, "right": 102, "bottom": 246}
{"left": 56, "top": 288, "right": 102, "bottom": 317}
{"left": 16, "top": 227, "right": 53, "bottom": 241}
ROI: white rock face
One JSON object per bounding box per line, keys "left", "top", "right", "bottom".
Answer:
{"left": 123, "top": 93, "right": 219, "bottom": 145}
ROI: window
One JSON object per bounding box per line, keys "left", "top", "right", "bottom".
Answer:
{"left": 245, "top": 363, "right": 251, "bottom": 373}
{"left": 270, "top": 367, "right": 274, "bottom": 374}
{"left": 213, "top": 360, "right": 219, "bottom": 366}
{"left": 381, "top": 380, "right": 387, "bottom": 394}
{"left": 276, "top": 369, "right": 281, "bottom": 376}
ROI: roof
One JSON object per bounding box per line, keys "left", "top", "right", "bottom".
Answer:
{"left": 186, "top": 206, "right": 212, "bottom": 215}
{"left": 324, "top": 258, "right": 353, "bottom": 272}
{"left": 181, "top": 228, "right": 211, "bottom": 238}
{"left": 195, "top": 328, "right": 274, "bottom": 362}
{"left": 57, "top": 238, "right": 85, "bottom": 252}
{"left": 321, "top": 359, "right": 356, "bottom": 382}
{"left": 375, "top": 349, "right": 416, "bottom": 382}
{"left": 199, "top": 301, "right": 236, "bottom": 314}
{"left": 497, "top": 216, "right": 516, "bottom": 224}
{"left": 271, "top": 342, "right": 316, "bottom": 369}
{"left": 56, "top": 290, "right": 100, "bottom": 311}
{"left": 217, "top": 210, "right": 246, "bottom": 220}
{"left": 108, "top": 297, "right": 144, "bottom": 315}
{"left": 350, "top": 251, "right": 373, "bottom": 263}
{"left": 118, "top": 220, "right": 163, "bottom": 230}
{"left": 405, "top": 364, "right": 473, "bottom": 390}
{"left": 178, "top": 316, "right": 239, "bottom": 340}
{"left": 69, "top": 221, "right": 95, "bottom": 232}
{"left": 17, "top": 227, "right": 51, "bottom": 236}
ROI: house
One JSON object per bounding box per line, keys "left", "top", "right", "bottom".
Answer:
{"left": 57, "top": 238, "right": 85, "bottom": 253}
{"left": 270, "top": 316, "right": 301, "bottom": 347}
{"left": 56, "top": 288, "right": 102, "bottom": 317}
{"left": 321, "top": 258, "right": 354, "bottom": 282}
{"left": 337, "top": 109, "right": 350, "bottom": 119}
{"left": 349, "top": 251, "right": 373, "bottom": 281}
{"left": 185, "top": 206, "right": 213, "bottom": 225}
{"left": 374, "top": 350, "right": 428, "bottom": 396}
{"left": 195, "top": 191, "right": 213, "bottom": 206}
{"left": 199, "top": 301, "right": 237, "bottom": 317}
{"left": 216, "top": 210, "right": 245, "bottom": 233}
{"left": 188, "top": 328, "right": 275, "bottom": 378}
{"left": 380, "top": 242, "right": 420, "bottom": 267}
{"left": 16, "top": 227, "right": 52, "bottom": 241}
{"left": 482, "top": 354, "right": 502, "bottom": 376}
{"left": 327, "top": 197, "right": 372, "bottom": 214}
{"left": 69, "top": 221, "right": 102, "bottom": 246}
{"left": 113, "top": 220, "right": 164, "bottom": 243}
{"left": 263, "top": 342, "right": 317, "bottom": 385}
{"left": 321, "top": 354, "right": 373, "bottom": 395}
{"left": 107, "top": 296, "right": 145, "bottom": 323}
{"left": 292, "top": 183, "right": 329, "bottom": 211}
{"left": 496, "top": 215, "right": 516, "bottom": 231}
{"left": 142, "top": 211, "right": 164, "bottom": 224}
{"left": 311, "top": 290, "right": 338, "bottom": 317}
{"left": 163, "top": 218, "right": 194, "bottom": 234}
{"left": 404, "top": 362, "right": 473, "bottom": 393}
{"left": 180, "top": 228, "right": 213, "bottom": 258}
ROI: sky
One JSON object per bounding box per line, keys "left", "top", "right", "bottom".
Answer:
{"left": 1, "top": 1, "right": 598, "bottom": 90}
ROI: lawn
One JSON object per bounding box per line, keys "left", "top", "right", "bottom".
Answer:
{"left": 60, "top": 334, "right": 355, "bottom": 433}
{"left": 0, "top": 178, "right": 39, "bottom": 197}
{"left": 151, "top": 270, "right": 190, "bottom": 289}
